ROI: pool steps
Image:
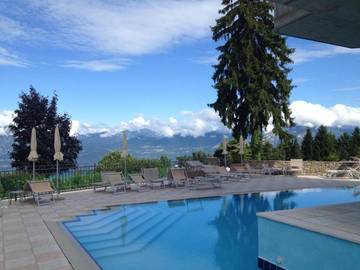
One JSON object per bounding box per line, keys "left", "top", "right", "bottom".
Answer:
{"left": 65, "top": 206, "right": 183, "bottom": 259}
{"left": 92, "top": 212, "right": 182, "bottom": 259}
{"left": 79, "top": 210, "right": 161, "bottom": 241}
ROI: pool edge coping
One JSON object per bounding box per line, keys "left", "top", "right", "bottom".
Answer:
{"left": 46, "top": 220, "right": 101, "bottom": 270}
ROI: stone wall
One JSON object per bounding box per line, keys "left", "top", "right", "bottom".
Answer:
{"left": 232, "top": 160, "right": 350, "bottom": 176}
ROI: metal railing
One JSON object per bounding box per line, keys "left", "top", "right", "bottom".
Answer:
{"left": 0, "top": 165, "right": 100, "bottom": 198}
{"left": 0, "top": 164, "right": 171, "bottom": 198}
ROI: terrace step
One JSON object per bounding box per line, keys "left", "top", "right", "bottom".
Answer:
{"left": 78, "top": 210, "right": 160, "bottom": 242}
{"left": 91, "top": 212, "right": 183, "bottom": 259}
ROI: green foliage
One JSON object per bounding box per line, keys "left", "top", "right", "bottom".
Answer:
{"left": 351, "top": 127, "right": 360, "bottom": 157}
{"left": 312, "top": 126, "right": 338, "bottom": 161}
{"left": 337, "top": 133, "right": 352, "bottom": 160}
{"left": 301, "top": 128, "right": 313, "bottom": 160}
{"left": 250, "top": 129, "right": 262, "bottom": 160}
{"left": 98, "top": 152, "right": 171, "bottom": 176}
{"left": 210, "top": 0, "right": 294, "bottom": 141}
{"left": 9, "top": 87, "right": 82, "bottom": 169}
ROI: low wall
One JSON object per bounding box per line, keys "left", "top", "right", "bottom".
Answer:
{"left": 232, "top": 160, "right": 350, "bottom": 176}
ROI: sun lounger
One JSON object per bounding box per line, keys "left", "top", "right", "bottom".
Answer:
{"left": 186, "top": 166, "right": 222, "bottom": 189}
{"left": 129, "top": 174, "right": 147, "bottom": 191}
{"left": 262, "top": 163, "right": 284, "bottom": 175}
{"left": 244, "top": 164, "right": 263, "bottom": 174}
{"left": 141, "top": 168, "right": 167, "bottom": 188}
{"left": 24, "top": 180, "right": 55, "bottom": 206}
{"left": 286, "top": 159, "right": 303, "bottom": 175}
{"left": 169, "top": 168, "right": 189, "bottom": 187}
{"left": 328, "top": 168, "right": 360, "bottom": 179}
{"left": 106, "top": 172, "right": 126, "bottom": 193}
{"left": 93, "top": 172, "right": 112, "bottom": 192}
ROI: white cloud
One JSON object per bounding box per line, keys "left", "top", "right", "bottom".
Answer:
{"left": 62, "top": 59, "right": 130, "bottom": 72}
{"left": 20, "top": 0, "right": 220, "bottom": 56}
{"left": 290, "top": 101, "right": 360, "bottom": 127}
{"left": 0, "top": 110, "right": 14, "bottom": 135}
{"left": 0, "top": 47, "right": 28, "bottom": 67}
{"left": 3, "top": 103, "right": 360, "bottom": 138}
{"left": 193, "top": 55, "right": 218, "bottom": 65}
{"left": 0, "top": 15, "right": 29, "bottom": 42}
{"left": 292, "top": 77, "right": 310, "bottom": 85}
{"left": 70, "top": 108, "right": 229, "bottom": 137}
{"left": 292, "top": 45, "right": 360, "bottom": 64}
{"left": 70, "top": 120, "right": 80, "bottom": 136}
{"left": 332, "top": 86, "right": 360, "bottom": 92}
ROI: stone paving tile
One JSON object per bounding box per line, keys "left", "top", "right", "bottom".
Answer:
{"left": 37, "top": 257, "right": 69, "bottom": 270}
{"left": 4, "top": 254, "right": 36, "bottom": 269}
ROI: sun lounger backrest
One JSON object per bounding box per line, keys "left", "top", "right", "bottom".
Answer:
{"left": 201, "top": 165, "right": 218, "bottom": 174}
{"left": 142, "top": 168, "right": 160, "bottom": 180}
{"left": 25, "top": 181, "right": 54, "bottom": 193}
{"left": 290, "top": 159, "right": 303, "bottom": 169}
{"left": 100, "top": 171, "right": 115, "bottom": 183}
{"left": 130, "top": 174, "right": 144, "bottom": 184}
{"left": 170, "top": 168, "right": 187, "bottom": 180}
{"left": 106, "top": 172, "right": 124, "bottom": 185}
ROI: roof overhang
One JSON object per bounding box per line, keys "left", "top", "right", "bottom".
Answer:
{"left": 272, "top": 0, "right": 360, "bottom": 48}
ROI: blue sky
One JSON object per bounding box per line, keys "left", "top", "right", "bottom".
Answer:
{"left": 0, "top": 0, "right": 360, "bottom": 136}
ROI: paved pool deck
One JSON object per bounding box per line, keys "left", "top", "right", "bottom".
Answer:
{"left": 258, "top": 201, "right": 360, "bottom": 245}
{"left": 0, "top": 175, "right": 359, "bottom": 270}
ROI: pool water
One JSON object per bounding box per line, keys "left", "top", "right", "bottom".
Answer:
{"left": 64, "top": 188, "right": 360, "bottom": 270}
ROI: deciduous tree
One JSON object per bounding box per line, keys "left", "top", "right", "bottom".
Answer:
{"left": 9, "top": 87, "right": 82, "bottom": 169}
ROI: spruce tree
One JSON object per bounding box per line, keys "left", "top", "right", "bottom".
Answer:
{"left": 312, "top": 126, "right": 337, "bottom": 161}
{"left": 9, "top": 87, "right": 82, "bottom": 169}
{"left": 290, "top": 138, "right": 302, "bottom": 159}
{"left": 250, "top": 129, "right": 262, "bottom": 160}
{"left": 337, "top": 133, "right": 352, "bottom": 160}
{"left": 301, "top": 128, "right": 313, "bottom": 160}
{"left": 351, "top": 127, "right": 360, "bottom": 157}
{"left": 210, "top": 0, "right": 294, "bottom": 141}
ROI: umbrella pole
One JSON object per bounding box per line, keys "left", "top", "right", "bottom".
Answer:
{"left": 33, "top": 161, "right": 35, "bottom": 181}
{"left": 124, "top": 157, "right": 127, "bottom": 178}
{"left": 57, "top": 160, "right": 60, "bottom": 195}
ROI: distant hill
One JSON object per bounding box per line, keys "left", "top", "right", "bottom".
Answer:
{"left": 77, "top": 129, "right": 224, "bottom": 165}
{"left": 0, "top": 126, "right": 358, "bottom": 168}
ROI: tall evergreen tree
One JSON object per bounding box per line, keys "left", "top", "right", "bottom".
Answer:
{"left": 312, "top": 126, "right": 337, "bottom": 161}
{"left": 290, "top": 138, "right": 302, "bottom": 159}
{"left": 337, "top": 133, "right": 352, "bottom": 160}
{"left": 351, "top": 127, "right": 360, "bottom": 157}
{"left": 250, "top": 129, "right": 262, "bottom": 160}
{"left": 301, "top": 128, "right": 313, "bottom": 160}
{"left": 9, "top": 87, "right": 82, "bottom": 169}
{"left": 210, "top": 0, "right": 294, "bottom": 141}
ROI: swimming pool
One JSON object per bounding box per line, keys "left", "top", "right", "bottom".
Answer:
{"left": 63, "top": 188, "right": 360, "bottom": 270}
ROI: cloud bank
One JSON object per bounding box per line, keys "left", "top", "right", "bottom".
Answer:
{"left": 2, "top": 102, "right": 360, "bottom": 137}
{"left": 0, "top": 0, "right": 219, "bottom": 56}
{"left": 291, "top": 45, "right": 360, "bottom": 64}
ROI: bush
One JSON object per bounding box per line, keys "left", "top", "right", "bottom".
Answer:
{"left": 97, "top": 152, "right": 171, "bottom": 176}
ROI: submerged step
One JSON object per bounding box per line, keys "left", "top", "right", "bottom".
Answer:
{"left": 69, "top": 208, "right": 138, "bottom": 233}
{"left": 73, "top": 208, "right": 148, "bottom": 238}
{"left": 92, "top": 212, "right": 183, "bottom": 259}
{"left": 87, "top": 211, "right": 173, "bottom": 252}
{"left": 79, "top": 210, "right": 161, "bottom": 243}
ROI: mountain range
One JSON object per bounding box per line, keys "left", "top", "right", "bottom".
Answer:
{"left": 0, "top": 125, "right": 358, "bottom": 169}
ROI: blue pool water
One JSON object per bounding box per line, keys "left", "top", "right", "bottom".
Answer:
{"left": 64, "top": 188, "right": 360, "bottom": 270}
